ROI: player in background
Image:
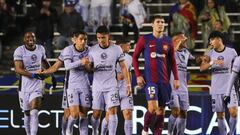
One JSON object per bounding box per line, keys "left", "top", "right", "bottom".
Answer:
{"left": 40, "top": 33, "right": 78, "bottom": 135}
{"left": 85, "top": 26, "right": 131, "bottom": 135}
{"left": 61, "top": 31, "right": 91, "bottom": 135}
{"left": 200, "top": 31, "right": 238, "bottom": 135}
{"left": 13, "top": 32, "right": 53, "bottom": 135}
{"left": 101, "top": 38, "right": 134, "bottom": 135}
{"left": 132, "top": 15, "right": 179, "bottom": 135}
{"left": 167, "top": 32, "right": 195, "bottom": 135}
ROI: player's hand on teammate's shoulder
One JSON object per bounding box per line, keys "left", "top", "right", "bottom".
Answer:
{"left": 137, "top": 76, "right": 145, "bottom": 87}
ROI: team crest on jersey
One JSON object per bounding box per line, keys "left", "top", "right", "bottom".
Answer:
{"left": 163, "top": 44, "right": 168, "bottom": 51}
{"left": 217, "top": 56, "right": 224, "bottom": 60}
{"left": 150, "top": 52, "right": 157, "bottom": 58}
{"left": 31, "top": 54, "right": 37, "bottom": 62}
{"left": 101, "top": 52, "right": 108, "bottom": 59}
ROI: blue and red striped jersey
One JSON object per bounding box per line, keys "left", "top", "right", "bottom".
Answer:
{"left": 133, "top": 34, "right": 179, "bottom": 84}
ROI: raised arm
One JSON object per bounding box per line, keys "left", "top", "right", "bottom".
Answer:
{"left": 41, "top": 59, "right": 63, "bottom": 74}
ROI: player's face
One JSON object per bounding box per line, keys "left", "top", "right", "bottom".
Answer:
{"left": 121, "top": 43, "right": 131, "bottom": 53}
{"left": 96, "top": 33, "right": 110, "bottom": 48}
{"left": 209, "top": 37, "right": 221, "bottom": 49}
{"left": 152, "top": 18, "right": 165, "bottom": 33}
{"left": 23, "top": 32, "right": 36, "bottom": 48}
{"left": 75, "top": 34, "right": 87, "bottom": 48}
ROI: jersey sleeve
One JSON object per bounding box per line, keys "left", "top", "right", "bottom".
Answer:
{"left": 116, "top": 45, "right": 125, "bottom": 62}
{"left": 132, "top": 36, "right": 145, "bottom": 77}
{"left": 13, "top": 47, "right": 23, "bottom": 61}
{"left": 58, "top": 50, "right": 64, "bottom": 62}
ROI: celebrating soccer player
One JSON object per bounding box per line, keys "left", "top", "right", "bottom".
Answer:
{"left": 86, "top": 26, "right": 131, "bottom": 135}
{"left": 200, "top": 31, "right": 238, "bottom": 135}
{"left": 167, "top": 32, "right": 195, "bottom": 135}
{"left": 13, "top": 32, "right": 52, "bottom": 135}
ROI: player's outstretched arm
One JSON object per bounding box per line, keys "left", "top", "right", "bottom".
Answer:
{"left": 41, "top": 60, "right": 63, "bottom": 74}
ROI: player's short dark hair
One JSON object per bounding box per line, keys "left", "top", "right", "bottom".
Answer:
{"left": 151, "top": 15, "right": 164, "bottom": 23}
{"left": 72, "top": 30, "right": 87, "bottom": 37}
{"left": 96, "top": 25, "right": 109, "bottom": 34}
{"left": 208, "top": 30, "right": 223, "bottom": 40}
{"left": 116, "top": 37, "right": 131, "bottom": 45}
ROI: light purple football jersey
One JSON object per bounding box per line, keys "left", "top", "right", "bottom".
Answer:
{"left": 171, "top": 48, "right": 194, "bottom": 94}
{"left": 116, "top": 53, "right": 132, "bottom": 92}
{"left": 208, "top": 47, "right": 237, "bottom": 95}
{"left": 88, "top": 43, "right": 125, "bottom": 92}
{"left": 13, "top": 45, "right": 46, "bottom": 92}
{"left": 232, "top": 56, "right": 240, "bottom": 73}
{"left": 62, "top": 45, "right": 90, "bottom": 90}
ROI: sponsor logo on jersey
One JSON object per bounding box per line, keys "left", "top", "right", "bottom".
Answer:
{"left": 149, "top": 44, "right": 155, "bottom": 48}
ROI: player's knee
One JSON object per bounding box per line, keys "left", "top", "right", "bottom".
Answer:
{"left": 156, "top": 107, "right": 165, "bottom": 115}
{"left": 64, "top": 109, "right": 70, "bottom": 118}
{"left": 108, "top": 107, "right": 117, "bottom": 114}
{"left": 230, "top": 110, "right": 238, "bottom": 118}
{"left": 171, "top": 109, "right": 180, "bottom": 117}
{"left": 70, "top": 110, "right": 79, "bottom": 119}
{"left": 216, "top": 112, "right": 225, "bottom": 119}
{"left": 123, "top": 110, "right": 132, "bottom": 120}
{"left": 92, "top": 110, "right": 101, "bottom": 119}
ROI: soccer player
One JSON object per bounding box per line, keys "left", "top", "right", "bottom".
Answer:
{"left": 200, "top": 31, "right": 238, "bottom": 135}
{"left": 167, "top": 32, "right": 194, "bottom": 135}
{"left": 132, "top": 15, "right": 179, "bottom": 135}
{"left": 86, "top": 26, "right": 131, "bottom": 135}
{"left": 13, "top": 32, "right": 52, "bottom": 135}
{"left": 40, "top": 33, "right": 78, "bottom": 135}
{"left": 61, "top": 30, "right": 91, "bottom": 135}
{"left": 101, "top": 38, "right": 134, "bottom": 135}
